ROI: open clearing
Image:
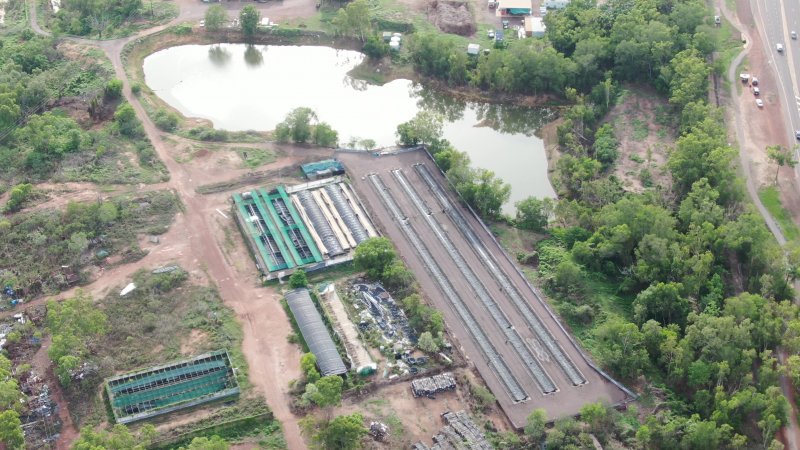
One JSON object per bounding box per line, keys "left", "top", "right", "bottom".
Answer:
{"left": 338, "top": 149, "right": 632, "bottom": 428}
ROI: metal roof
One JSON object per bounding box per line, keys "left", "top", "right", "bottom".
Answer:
{"left": 285, "top": 288, "right": 347, "bottom": 376}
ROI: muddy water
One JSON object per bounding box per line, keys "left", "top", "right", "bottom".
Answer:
{"left": 143, "top": 44, "right": 556, "bottom": 213}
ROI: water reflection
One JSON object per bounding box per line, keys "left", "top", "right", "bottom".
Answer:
{"left": 243, "top": 45, "right": 263, "bottom": 67}
{"left": 143, "top": 44, "right": 556, "bottom": 211}
{"left": 208, "top": 45, "right": 231, "bottom": 67}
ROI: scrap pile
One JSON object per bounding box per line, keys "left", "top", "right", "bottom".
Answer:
{"left": 19, "top": 370, "right": 62, "bottom": 448}
{"left": 369, "top": 421, "right": 389, "bottom": 441}
{"left": 413, "top": 411, "right": 492, "bottom": 450}
{"left": 411, "top": 372, "right": 456, "bottom": 399}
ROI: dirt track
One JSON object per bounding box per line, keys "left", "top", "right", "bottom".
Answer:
{"left": 338, "top": 149, "right": 632, "bottom": 428}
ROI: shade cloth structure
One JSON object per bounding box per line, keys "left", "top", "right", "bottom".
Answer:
{"left": 285, "top": 288, "right": 347, "bottom": 376}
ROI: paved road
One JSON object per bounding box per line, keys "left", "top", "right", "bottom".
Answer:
{"left": 752, "top": 0, "right": 800, "bottom": 146}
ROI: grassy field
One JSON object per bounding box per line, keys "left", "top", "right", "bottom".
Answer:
{"left": 759, "top": 186, "right": 800, "bottom": 242}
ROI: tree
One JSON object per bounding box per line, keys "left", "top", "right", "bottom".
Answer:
{"left": 312, "top": 122, "right": 339, "bottom": 147}
{"left": 72, "top": 424, "right": 154, "bottom": 450}
{"left": 417, "top": 331, "right": 439, "bottom": 353}
{"left": 666, "top": 49, "right": 710, "bottom": 110}
{"left": 114, "top": 103, "right": 140, "bottom": 137}
{"left": 309, "top": 375, "right": 343, "bottom": 407}
{"left": 515, "top": 197, "right": 554, "bottom": 232}
{"left": 460, "top": 169, "right": 511, "bottom": 220}
{"left": 300, "top": 352, "right": 320, "bottom": 383}
{"left": 47, "top": 292, "right": 107, "bottom": 386}
{"left": 396, "top": 111, "right": 444, "bottom": 146}
{"left": 766, "top": 144, "right": 797, "bottom": 185}
{"left": 633, "top": 282, "right": 690, "bottom": 327}
{"left": 0, "top": 91, "right": 20, "bottom": 137}
{"left": 178, "top": 436, "right": 229, "bottom": 450}
{"left": 524, "top": 408, "right": 547, "bottom": 442}
{"left": 331, "top": 0, "right": 371, "bottom": 41}
{"left": 317, "top": 413, "right": 367, "bottom": 450}
{"left": 274, "top": 107, "right": 317, "bottom": 143}
{"left": 204, "top": 4, "right": 228, "bottom": 32}
{"left": 239, "top": 5, "right": 260, "bottom": 41}
{"left": 0, "top": 410, "right": 24, "bottom": 450}
{"left": 353, "top": 237, "right": 397, "bottom": 279}
{"left": 288, "top": 269, "right": 308, "bottom": 289}
{"left": 593, "top": 320, "right": 648, "bottom": 379}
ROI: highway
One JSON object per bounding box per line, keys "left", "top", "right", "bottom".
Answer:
{"left": 752, "top": 0, "right": 800, "bottom": 145}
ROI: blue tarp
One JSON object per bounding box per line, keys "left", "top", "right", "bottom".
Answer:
{"left": 507, "top": 7, "right": 530, "bottom": 14}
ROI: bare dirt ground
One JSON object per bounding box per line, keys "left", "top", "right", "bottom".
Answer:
{"left": 331, "top": 370, "right": 494, "bottom": 448}
{"left": 339, "top": 149, "right": 632, "bottom": 429}
{"left": 607, "top": 86, "right": 674, "bottom": 193}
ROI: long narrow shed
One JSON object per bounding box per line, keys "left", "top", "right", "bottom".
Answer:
{"left": 285, "top": 288, "right": 347, "bottom": 376}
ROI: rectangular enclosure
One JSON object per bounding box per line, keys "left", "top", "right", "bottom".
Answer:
{"left": 337, "top": 148, "right": 634, "bottom": 428}
{"left": 106, "top": 350, "right": 240, "bottom": 424}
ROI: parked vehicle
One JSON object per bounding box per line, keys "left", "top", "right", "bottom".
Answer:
{"left": 792, "top": 31, "right": 797, "bottom": 40}
{"left": 502, "top": 19, "right": 509, "bottom": 29}
{"left": 488, "top": 30, "right": 495, "bottom": 39}
{"left": 714, "top": 15, "right": 721, "bottom": 25}
{"left": 796, "top": 130, "right": 800, "bottom": 140}
{"left": 752, "top": 77, "right": 759, "bottom": 86}
{"left": 753, "top": 87, "right": 760, "bottom": 95}
{"left": 756, "top": 99, "right": 764, "bottom": 108}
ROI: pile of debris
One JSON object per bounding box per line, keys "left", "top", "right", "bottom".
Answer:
{"left": 429, "top": 0, "right": 476, "bottom": 36}
{"left": 411, "top": 372, "right": 456, "bottom": 399}
{"left": 19, "top": 370, "right": 62, "bottom": 448}
{"left": 413, "top": 411, "right": 492, "bottom": 450}
{"left": 369, "top": 421, "right": 389, "bottom": 441}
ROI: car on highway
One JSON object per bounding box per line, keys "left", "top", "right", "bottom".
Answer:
{"left": 756, "top": 98, "right": 764, "bottom": 108}
{"left": 753, "top": 87, "right": 760, "bottom": 95}
{"left": 777, "top": 43, "right": 784, "bottom": 52}
{"left": 792, "top": 31, "right": 797, "bottom": 40}
{"left": 796, "top": 130, "right": 800, "bottom": 140}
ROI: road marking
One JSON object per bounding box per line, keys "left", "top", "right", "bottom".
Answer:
{"left": 216, "top": 208, "right": 229, "bottom": 219}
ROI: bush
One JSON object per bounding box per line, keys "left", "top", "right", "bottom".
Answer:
{"left": 363, "top": 35, "right": 389, "bottom": 59}
{"left": 154, "top": 108, "right": 179, "bottom": 131}
{"left": 288, "top": 269, "right": 308, "bottom": 289}
{"left": 470, "top": 383, "right": 496, "bottom": 412}
{"left": 131, "top": 83, "right": 142, "bottom": 96}
{"left": 104, "top": 79, "right": 123, "bottom": 100}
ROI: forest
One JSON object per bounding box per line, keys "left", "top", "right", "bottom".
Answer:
{"left": 393, "top": 0, "right": 800, "bottom": 447}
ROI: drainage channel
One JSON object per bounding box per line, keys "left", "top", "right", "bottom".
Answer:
{"left": 391, "top": 169, "right": 557, "bottom": 395}
{"left": 414, "top": 163, "right": 587, "bottom": 387}
{"left": 367, "top": 173, "right": 529, "bottom": 403}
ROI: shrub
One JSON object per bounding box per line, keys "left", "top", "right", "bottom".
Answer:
{"left": 104, "top": 79, "right": 123, "bottom": 100}
{"left": 154, "top": 108, "right": 179, "bottom": 131}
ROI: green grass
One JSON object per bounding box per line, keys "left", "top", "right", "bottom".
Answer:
{"left": 759, "top": 186, "right": 800, "bottom": 242}
{"left": 631, "top": 118, "right": 649, "bottom": 141}
{"left": 234, "top": 147, "right": 277, "bottom": 169}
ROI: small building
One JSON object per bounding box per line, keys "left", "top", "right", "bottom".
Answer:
{"left": 543, "top": 0, "right": 569, "bottom": 8}
{"left": 496, "top": 0, "right": 532, "bottom": 16}
{"left": 382, "top": 31, "right": 393, "bottom": 42}
{"left": 467, "top": 43, "right": 481, "bottom": 55}
{"left": 301, "top": 159, "right": 345, "bottom": 180}
{"left": 524, "top": 16, "right": 546, "bottom": 37}
{"left": 285, "top": 288, "right": 347, "bottom": 376}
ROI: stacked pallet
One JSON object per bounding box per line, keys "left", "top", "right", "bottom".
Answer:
{"left": 411, "top": 411, "right": 492, "bottom": 450}
{"left": 410, "top": 372, "right": 456, "bottom": 399}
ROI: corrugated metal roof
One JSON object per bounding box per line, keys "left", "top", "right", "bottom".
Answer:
{"left": 285, "top": 288, "right": 347, "bottom": 376}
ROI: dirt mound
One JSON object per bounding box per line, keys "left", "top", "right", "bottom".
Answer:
{"left": 429, "top": 0, "right": 476, "bottom": 36}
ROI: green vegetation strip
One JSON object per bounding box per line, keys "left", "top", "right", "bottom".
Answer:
{"left": 759, "top": 186, "right": 800, "bottom": 241}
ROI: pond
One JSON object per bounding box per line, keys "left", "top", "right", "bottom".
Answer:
{"left": 143, "top": 44, "right": 556, "bottom": 213}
